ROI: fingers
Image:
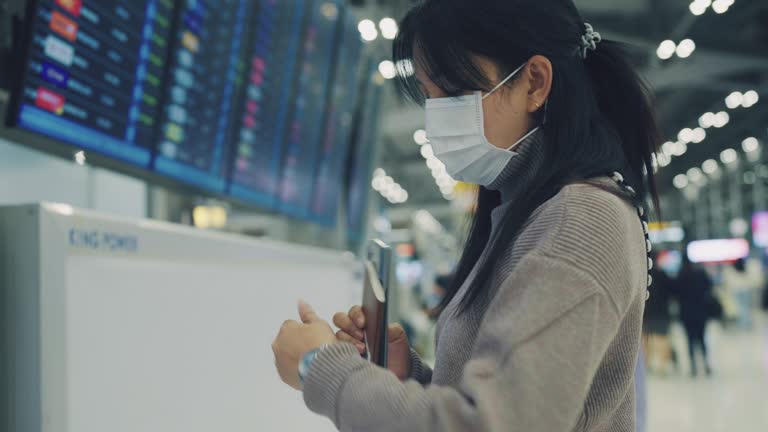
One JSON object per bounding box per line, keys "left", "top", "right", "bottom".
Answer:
{"left": 297, "top": 299, "right": 320, "bottom": 324}
{"left": 349, "top": 305, "right": 366, "bottom": 328}
{"left": 333, "top": 312, "right": 365, "bottom": 340}
{"left": 336, "top": 330, "right": 366, "bottom": 353}
{"left": 387, "top": 323, "right": 408, "bottom": 343}
{"left": 281, "top": 319, "right": 300, "bottom": 329}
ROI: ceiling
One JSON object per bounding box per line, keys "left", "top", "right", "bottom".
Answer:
{"left": 353, "top": 0, "right": 768, "bottom": 212}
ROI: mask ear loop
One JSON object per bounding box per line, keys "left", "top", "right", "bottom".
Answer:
{"left": 481, "top": 63, "right": 527, "bottom": 100}
{"left": 506, "top": 126, "right": 540, "bottom": 151}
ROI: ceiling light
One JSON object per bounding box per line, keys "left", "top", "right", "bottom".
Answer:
{"left": 699, "top": 112, "right": 715, "bottom": 129}
{"left": 742, "top": 90, "right": 759, "bottom": 108}
{"left": 676, "top": 39, "right": 696, "bottom": 58}
{"left": 371, "top": 178, "right": 382, "bottom": 190}
{"left": 713, "top": 111, "right": 730, "bottom": 128}
{"left": 382, "top": 183, "right": 395, "bottom": 195}
{"left": 687, "top": 167, "right": 704, "bottom": 183}
{"left": 358, "top": 19, "right": 378, "bottom": 42}
{"left": 426, "top": 156, "right": 441, "bottom": 170}
{"left": 702, "top": 159, "right": 719, "bottom": 174}
{"left": 413, "top": 129, "right": 428, "bottom": 145}
{"left": 672, "top": 141, "right": 688, "bottom": 157}
{"left": 691, "top": 127, "right": 707, "bottom": 143}
{"left": 673, "top": 174, "right": 689, "bottom": 189}
{"left": 720, "top": 148, "right": 738, "bottom": 164}
{"left": 74, "top": 150, "right": 86, "bottom": 165}
{"left": 712, "top": 0, "right": 730, "bottom": 14}
{"left": 657, "top": 40, "right": 676, "bottom": 60}
{"left": 725, "top": 91, "right": 744, "bottom": 109}
{"left": 689, "top": 2, "right": 707, "bottom": 15}
{"left": 378, "top": 60, "right": 396, "bottom": 79}
{"left": 431, "top": 165, "right": 446, "bottom": 178}
{"left": 379, "top": 17, "right": 398, "bottom": 40}
{"left": 742, "top": 137, "right": 760, "bottom": 153}
{"left": 657, "top": 152, "right": 671, "bottom": 167}
{"left": 662, "top": 141, "right": 675, "bottom": 155}
{"left": 420, "top": 144, "right": 434, "bottom": 159}
{"left": 678, "top": 128, "right": 694, "bottom": 143}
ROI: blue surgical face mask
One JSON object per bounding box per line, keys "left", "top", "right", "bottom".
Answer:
{"left": 424, "top": 63, "right": 539, "bottom": 186}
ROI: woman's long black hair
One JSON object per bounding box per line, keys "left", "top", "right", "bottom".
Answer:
{"left": 393, "top": 0, "right": 662, "bottom": 314}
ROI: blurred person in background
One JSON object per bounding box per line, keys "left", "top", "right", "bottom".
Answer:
{"left": 642, "top": 252, "right": 675, "bottom": 375}
{"left": 675, "top": 251, "right": 715, "bottom": 377}
{"left": 721, "top": 257, "right": 763, "bottom": 330}
{"left": 272, "top": 0, "right": 662, "bottom": 430}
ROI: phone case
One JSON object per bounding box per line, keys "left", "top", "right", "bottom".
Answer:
{"left": 362, "top": 259, "right": 387, "bottom": 366}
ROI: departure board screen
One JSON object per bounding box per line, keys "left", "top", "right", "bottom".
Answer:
{"left": 228, "top": 0, "right": 308, "bottom": 209}
{"left": 12, "top": 0, "right": 175, "bottom": 167}
{"left": 276, "top": 0, "right": 342, "bottom": 220}
{"left": 310, "top": 11, "right": 364, "bottom": 227}
{"left": 152, "top": 0, "right": 252, "bottom": 192}
{"left": 347, "top": 71, "right": 384, "bottom": 242}
{"left": 9, "top": 0, "right": 387, "bottom": 229}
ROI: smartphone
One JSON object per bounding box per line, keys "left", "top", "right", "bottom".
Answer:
{"left": 367, "top": 239, "right": 392, "bottom": 298}
{"left": 362, "top": 260, "right": 387, "bottom": 366}
{"left": 363, "top": 239, "right": 392, "bottom": 366}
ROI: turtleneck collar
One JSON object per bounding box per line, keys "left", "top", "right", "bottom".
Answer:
{"left": 486, "top": 127, "right": 547, "bottom": 205}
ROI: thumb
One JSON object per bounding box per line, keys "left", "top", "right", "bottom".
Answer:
{"left": 298, "top": 299, "right": 321, "bottom": 324}
{"left": 387, "top": 323, "right": 408, "bottom": 343}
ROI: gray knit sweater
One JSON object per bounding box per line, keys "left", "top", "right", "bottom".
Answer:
{"left": 303, "top": 131, "right": 647, "bottom": 432}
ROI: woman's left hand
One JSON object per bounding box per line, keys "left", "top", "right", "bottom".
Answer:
{"left": 272, "top": 300, "right": 338, "bottom": 390}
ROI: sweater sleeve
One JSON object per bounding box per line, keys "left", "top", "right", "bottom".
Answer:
{"left": 302, "top": 255, "right": 633, "bottom": 432}
{"left": 408, "top": 347, "right": 433, "bottom": 385}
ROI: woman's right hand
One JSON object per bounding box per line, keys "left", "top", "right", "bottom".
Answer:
{"left": 333, "top": 306, "right": 412, "bottom": 380}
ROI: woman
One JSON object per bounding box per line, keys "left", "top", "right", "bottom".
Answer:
{"left": 674, "top": 252, "right": 715, "bottom": 377}
{"left": 272, "top": 1, "right": 660, "bottom": 430}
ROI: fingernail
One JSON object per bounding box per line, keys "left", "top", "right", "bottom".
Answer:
{"left": 356, "top": 343, "right": 365, "bottom": 351}
{"left": 355, "top": 330, "right": 364, "bottom": 339}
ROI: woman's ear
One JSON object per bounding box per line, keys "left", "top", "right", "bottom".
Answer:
{"left": 524, "top": 55, "right": 553, "bottom": 114}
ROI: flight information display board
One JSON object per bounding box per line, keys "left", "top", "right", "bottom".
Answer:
{"left": 153, "top": 0, "right": 252, "bottom": 192}
{"left": 11, "top": 0, "right": 175, "bottom": 166}
{"left": 309, "top": 10, "right": 364, "bottom": 227}
{"left": 276, "top": 0, "right": 342, "bottom": 220}
{"left": 7, "top": 0, "right": 380, "bottom": 232}
{"left": 228, "top": 0, "right": 308, "bottom": 209}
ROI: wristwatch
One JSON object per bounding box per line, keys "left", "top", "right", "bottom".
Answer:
{"left": 298, "top": 344, "right": 330, "bottom": 388}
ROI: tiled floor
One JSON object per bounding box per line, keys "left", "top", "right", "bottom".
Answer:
{"left": 646, "top": 312, "right": 768, "bottom": 432}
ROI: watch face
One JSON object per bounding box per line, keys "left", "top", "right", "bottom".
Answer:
{"left": 298, "top": 347, "right": 322, "bottom": 385}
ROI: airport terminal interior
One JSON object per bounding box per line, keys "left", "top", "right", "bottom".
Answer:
{"left": 0, "top": 0, "right": 766, "bottom": 431}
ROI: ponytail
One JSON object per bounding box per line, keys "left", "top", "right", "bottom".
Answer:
{"left": 585, "top": 40, "right": 662, "bottom": 214}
